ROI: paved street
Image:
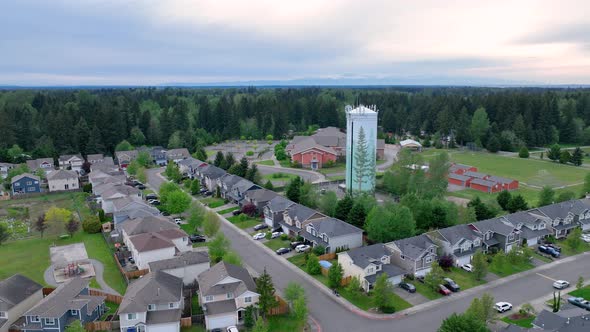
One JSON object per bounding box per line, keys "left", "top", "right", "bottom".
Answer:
{"left": 146, "top": 168, "right": 590, "bottom": 332}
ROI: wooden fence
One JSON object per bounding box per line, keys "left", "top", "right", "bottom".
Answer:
{"left": 89, "top": 289, "right": 123, "bottom": 304}
{"left": 317, "top": 252, "right": 337, "bottom": 260}
{"left": 180, "top": 317, "right": 192, "bottom": 328}
{"left": 113, "top": 253, "right": 149, "bottom": 282}
{"left": 268, "top": 295, "right": 289, "bottom": 316}
{"left": 85, "top": 321, "right": 112, "bottom": 332}
{"left": 42, "top": 287, "right": 55, "bottom": 296}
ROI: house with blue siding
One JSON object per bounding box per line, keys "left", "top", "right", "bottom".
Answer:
{"left": 11, "top": 174, "right": 41, "bottom": 195}
{"left": 21, "top": 278, "right": 105, "bottom": 332}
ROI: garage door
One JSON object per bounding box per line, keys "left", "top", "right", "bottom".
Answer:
{"left": 456, "top": 255, "right": 472, "bottom": 267}
{"left": 505, "top": 244, "right": 513, "bottom": 252}
{"left": 387, "top": 275, "right": 402, "bottom": 286}
{"left": 527, "top": 237, "right": 538, "bottom": 246}
{"left": 208, "top": 314, "right": 236, "bottom": 329}
{"left": 147, "top": 322, "right": 178, "bottom": 332}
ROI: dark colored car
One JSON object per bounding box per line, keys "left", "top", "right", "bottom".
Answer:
{"left": 276, "top": 247, "right": 291, "bottom": 255}
{"left": 189, "top": 234, "right": 206, "bottom": 243}
{"left": 290, "top": 241, "right": 303, "bottom": 249}
{"left": 136, "top": 184, "right": 146, "bottom": 190}
{"left": 202, "top": 191, "right": 212, "bottom": 197}
{"left": 438, "top": 284, "right": 451, "bottom": 296}
{"left": 254, "top": 224, "right": 269, "bottom": 231}
{"left": 546, "top": 244, "right": 562, "bottom": 252}
{"left": 444, "top": 278, "right": 460, "bottom": 292}
{"left": 128, "top": 257, "right": 135, "bottom": 264}
{"left": 150, "top": 200, "right": 161, "bottom": 206}
{"left": 145, "top": 194, "right": 158, "bottom": 200}
{"left": 539, "top": 245, "right": 560, "bottom": 258}
{"left": 199, "top": 188, "right": 208, "bottom": 194}
{"left": 232, "top": 210, "right": 243, "bottom": 216}
{"left": 160, "top": 211, "right": 170, "bottom": 216}
{"left": 399, "top": 282, "right": 416, "bottom": 293}
{"left": 568, "top": 297, "right": 590, "bottom": 311}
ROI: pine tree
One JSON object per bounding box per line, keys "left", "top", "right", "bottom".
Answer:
{"left": 496, "top": 190, "right": 512, "bottom": 211}
{"left": 353, "top": 126, "right": 373, "bottom": 193}
{"left": 256, "top": 268, "right": 278, "bottom": 319}
{"left": 335, "top": 195, "right": 353, "bottom": 221}
{"left": 86, "top": 125, "right": 105, "bottom": 154}
{"left": 286, "top": 177, "right": 302, "bottom": 203}
{"left": 347, "top": 202, "right": 366, "bottom": 228}
{"left": 559, "top": 150, "right": 571, "bottom": 164}
{"left": 538, "top": 186, "right": 555, "bottom": 207}
{"left": 507, "top": 195, "right": 528, "bottom": 213}
{"left": 213, "top": 151, "right": 224, "bottom": 167}
{"left": 547, "top": 144, "right": 561, "bottom": 161}
{"left": 571, "top": 147, "right": 583, "bottom": 166}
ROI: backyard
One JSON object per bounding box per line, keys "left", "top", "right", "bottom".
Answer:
{"left": 264, "top": 237, "right": 291, "bottom": 251}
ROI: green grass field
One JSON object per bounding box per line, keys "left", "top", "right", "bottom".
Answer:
{"left": 501, "top": 315, "right": 535, "bottom": 328}
{"left": 255, "top": 160, "right": 275, "bottom": 166}
{"left": 264, "top": 238, "right": 291, "bottom": 251}
{"left": 201, "top": 197, "right": 226, "bottom": 208}
{"left": 444, "top": 267, "right": 487, "bottom": 290}
{"left": 217, "top": 206, "right": 239, "bottom": 215}
{"left": 569, "top": 285, "right": 590, "bottom": 300}
{"left": 489, "top": 260, "right": 535, "bottom": 277}
{"left": 227, "top": 215, "right": 261, "bottom": 229}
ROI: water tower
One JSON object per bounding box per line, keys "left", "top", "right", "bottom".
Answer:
{"left": 345, "top": 104, "right": 378, "bottom": 194}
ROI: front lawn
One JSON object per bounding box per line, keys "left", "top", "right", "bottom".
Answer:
{"left": 287, "top": 254, "right": 307, "bottom": 268}
{"left": 532, "top": 252, "right": 553, "bottom": 263}
{"left": 217, "top": 206, "right": 239, "bottom": 215}
{"left": 413, "top": 281, "right": 443, "bottom": 300}
{"left": 444, "top": 267, "right": 486, "bottom": 290}
{"left": 267, "top": 314, "right": 305, "bottom": 332}
{"left": 560, "top": 241, "right": 590, "bottom": 256}
{"left": 181, "top": 326, "right": 206, "bottom": 332}
{"left": 569, "top": 285, "right": 590, "bottom": 300}
{"left": 489, "top": 260, "right": 535, "bottom": 277}
{"left": 227, "top": 214, "right": 262, "bottom": 229}
{"left": 264, "top": 238, "right": 291, "bottom": 251}
{"left": 256, "top": 160, "right": 275, "bottom": 166}
{"left": 0, "top": 232, "right": 127, "bottom": 294}
{"left": 201, "top": 197, "right": 226, "bottom": 208}
{"left": 501, "top": 315, "right": 535, "bottom": 328}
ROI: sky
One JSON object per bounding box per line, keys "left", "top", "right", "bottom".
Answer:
{"left": 1, "top": 0, "right": 590, "bottom": 86}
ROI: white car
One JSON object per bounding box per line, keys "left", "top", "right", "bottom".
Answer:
{"left": 227, "top": 326, "right": 239, "bottom": 332}
{"left": 553, "top": 280, "right": 570, "bottom": 289}
{"left": 252, "top": 233, "right": 266, "bottom": 240}
{"left": 494, "top": 302, "right": 512, "bottom": 313}
{"left": 295, "top": 244, "right": 311, "bottom": 253}
{"left": 581, "top": 234, "right": 590, "bottom": 243}
{"left": 461, "top": 264, "right": 473, "bottom": 272}
{"left": 271, "top": 231, "right": 283, "bottom": 239}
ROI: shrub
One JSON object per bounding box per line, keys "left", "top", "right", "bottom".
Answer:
{"left": 280, "top": 234, "right": 289, "bottom": 241}
{"left": 98, "top": 209, "right": 106, "bottom": 223}
{"left": 438, "top": 255, "right": 454, "bottom": 270}
{"left": 312, "top": 245, "right": 326, "bottom": 256}
{"left": 246, "top": 150, "right": 254, "bottom": 156}
{"left": 82, "top": 183, "right": 92, "bottom": 193}
{"left": 241, "top": 203, "right": 257, "bottom": 217}
{"left": 82, "top": 217, "right": 102, "bottom": 234}
{"left": 519, "top": 146, "right": 529, "bottom": 158}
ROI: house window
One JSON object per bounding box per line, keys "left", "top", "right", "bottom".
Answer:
{"left": 425, "top": 256, "right": 432, "bottom": 264}
{"left": 65, "top": 184, "right": 69, "bottom": 190}
{"left": 539, "top": 224, "right": 545, "bottom": 229}
{"left": 0, "top": 312, "right": 6, "bottom": 318}
{"left": 169, "top": 303, "right": 175, "bottom": 309}
{"left": 13, "top": 183, "right": 19, "bottom": 186}
{"left": 30, "top": 316, "right": 40, "bottom": 323}
{"left": 227, "top": 293, "right": 234, "bottom": 299}
{"left": 148, "top": 304, "right": 155, "bottom": 311}
{"left": 367, "top": 267, "right": 374, "bottom": 274}
{"left": 27, "top": 181, "right": 32, "bottom": 185}
{"left": 44, "top": 318, "right": 55, "bottom": 325}
{"left": 400, "top": 255, "right": 405, "bottom": 260}
{"left": 70, "top": 309, "right": 78, "bottom": 315}
{"left": 245, "top": 296, "right": 252, "bottom": 303}
{"left": 508, "top": 233, "right": 514, "bottom": 241}
{"left": 127, "top": 313, "right": 137, "bottom": 320}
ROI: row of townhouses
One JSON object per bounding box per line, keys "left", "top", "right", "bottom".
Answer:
{"left": 339, "top": 198, "right": 590, "bottom": 292}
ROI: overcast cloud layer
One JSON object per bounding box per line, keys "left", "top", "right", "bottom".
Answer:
{"left": 1, "top": 0, "right": 589, "bottom": 85}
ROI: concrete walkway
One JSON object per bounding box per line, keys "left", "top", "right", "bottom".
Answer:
{"left": 43, "top": 259, "right": 120, "bottom": 295}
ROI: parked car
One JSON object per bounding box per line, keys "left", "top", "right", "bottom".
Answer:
{"left": 211, "top": 328, "right": 222, "bottom": 332}
{"left": 202, "top": 191, "right": 212, "bottom": 197}
{"left": 438, "top": 284, "right": 451, "bottom": 296}
{"left": 290, "top": 241, "right": 303, "bottom": 249}
{"left": 271, "top": 231, "right": 283, "bottom": 239}
{"left": 128, "top": 257, "right": 135, "bottom": 264}
{"left": 295, "top": 244, "right": 311, "bottom": 253}
{"left": 568, "top": 297, "right": 590, "bottom": 311}
{"left": 461, "top": 264, "right": 473, "bottom": 272}
{"left": 253, "top": 233, "right": 266, "bottom": 240}
{"left": 189, "top": 234, "right": 206, "bottom": 242}
{"left": 276, "top": 247, "right": 291, "bottom": 255}
{"left": 545, "top": 243, "right": 562, "bottom": 252}
{"left": 443, "top": 278, "right": 460, "bottom": 292}
{"left": 149, "top": 200, "right": 161, "bottom": 206}
{"left": 227, "top": 327, "right": 239, "bottom": 332}
{"left": 161, "top": 211, "right": 170, "bottom": 216}
{"left": 254, "top": 224, "right": 269, "bottom": 231}
{"left": 173, "top": 218, "right": 183, "bottom": 225}
{"left": 136, "top": 184, "right": 146, "bottom": 190}
{"left": 399, "top": 282, "right": 416, "bottom": 293}
{"left": 199, "top": 188, "right": 208, "bottom": 194}
{"left": 145, "top": 194, "right": 158, "bottom": 200}
{"left": 581, "top": 234, "right": 590, "bottom": 243}
{"left": 232, "top": 210, "right": 243, "bottom": 216}
{"left": 494, "top": 302, "right": 513, "bottom": 313}
{"left": 538, "top": 245, "right": 560, "bottom": 258}
{"left": 553, "top": 280, "right": 570, "bottom": 289}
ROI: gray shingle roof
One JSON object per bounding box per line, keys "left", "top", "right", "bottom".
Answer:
{"left": 12, "top": 173, "right": 40, "bottom": 183}
{"left": 267, "top": 196, "right": 295, "bottom": 212}
{"left": 286, "top": 204, "right": 324, "bottom": 223}
{"left": 344, "top": 244, "right": 391, "bottom": 269}
{"left": 146, "top": 309, "right": 182, "bottom": 324}
{"left": 204, "top": 299, "right": 237, "bottom": 315}
{"left": 487, "top": 175, "right": 516, "bottom": 184}
{"left": 25, "top": 278, "right": 103, "bottom": 318}
{"left": 121, "top": 216, "right": 179, "bottom": 236}
{"left": 100, "top": 184, "right": 140, "bottom": 198}
{"left": 26, "top": 158, "right": 54, "bottom": 171}
{"left": 464, "top": 171, "right": 488, "bottom": 179}
{"left": 449, "top": 163, "right": 473, "bottom": 172}
{"left": 435, "top": 224, "right": 480, "bottom": 245}
{"left": 0, "top": 274, "right": 43, "bottom": 311}
{"left": 197, "top": 262, "right": 256, "bottom": 297}
{"left": 472, "top": 217, "right": 515, "bottom": 236}
{"left": 166, "top": 148, "right": 190, "bottom": 159}
{"left": 448, "top": 173, "right": 471, "bottom": 182}
{"left": 149, "top": 251, "right": 210, "bottom": 272}
{"left": 130, "top": 232, "right": 176, "bottom": 252}
{"left": 291, "top": 137, "right": 337, "bottom": 155}
{"left": 470, "top": 178, "right": 497, "bottom": 188}
{"left": 304, "top": 217, "right": 362, "bottom": 244}
{"left": 392, "top": 234, "right": 436, "bottom": 260}
{"left": 364, "top": 264, "right": 405, "bottom": 284}
{"left": 58, "top": 154, "right": 83, "bottom": 163}
{"left": 219, "top": 174, "right": 242, "bottom": 188}
{"left": 244, "top": 189, "right": 278, "bottom": 203}
{"left": 119, "top": 271, "right": 183, "bottom": 314}
{"left": 232, "top": 179, "right": 259, "bottom": 193}
{"left": 202, "top": 165, "right": 226, "bottom": 179}
{"left": 537, "top": 201, "right": 578, "bottom": 219}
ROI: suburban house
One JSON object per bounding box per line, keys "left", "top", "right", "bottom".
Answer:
{"left": 118, "top": 271, "right": 183, "bottom": 332}
{"left": 0, "top": 274, "right": 43, "bottom": 332}
{"left": 529, "top": 308, "right": 590, "bottom": 331}
{"left": 388, "top": 234, "right": 438, "bottom": 276}
{"left": 399, "top": 139, "right": 422, "bottom": 151}
{"left": 536, "top": 201, "right": 581, "bottom": 239}
{"left": 103, "top": 195, "right": 143, "bottom": 214}
{"left": 487, "top": 176, "right": 519, "bottom": 191}
{"left": 200, "top": 165, "right": 226, "bottom": 192}
{"left": 338, "top": 244, "right": 406, "bottom": 292}
{"left": 0, "top": 163, "right": 16, "bottom": 178}
{"left": 280, "top": 203, "right": 325, "bottom": 237}
{"left": 300, "top": 217, "right": 363, "bottom": 253}
{"left": 502, "top": 210, "right": 551, "bottom": 246}
{"left": 47, "top": 170, "right": 79, "bottom": 192}
{"left": 228, "top": 179, "right": 260, "bottom": 205}
{"left": 428, "top": 224, "right": 483, "bottom": 266}
{"left": 575, "top": 198, "right": 590, "bottom": 231}
{"left": 20, "top": 277, "right": 105, "bottom": 332}
{"left": 449, "top": 163, "right": 478, "bottom": 175}
{"left": 166, "top": 148, "right": 190, "bottom": 163}
{"left": 197, "top": 262, "right": 259, "bottom": 330}
{"left": 115, "top": 150, "right": 138, "bottom": 169}
{"left": 177, "top": 157, "right": 203, "bottom": 177}
{"left": 58, "top": 154, "right": 84, "bottom": 173}
{"left": 87, "top": 154, "right": 117, "bottom": 173}
{"left": 242, "top": 189, "right": 278, "bottom": 212}
{"left": 148, "top": 251, "right": 210, "bottom": 286}
{"left": 11, "top": 174, "right": 41, "bottom": 195}
{"left": 470, "top": 218, "right": 520, "bottom": 253}
{"left": 140, "top": 146, "right": 167, "bottom": 166}
{"left": 26, "top": 158, "right": 54, "bottom": 175}
{"left": 88, "top": 170, "right": 126, "bottom": 187}
{"left": 217, "top": 174, "right": 243, "bottom": 200}
{"left": 113, "top": 204, "right": 160, "bottom": 226}
{"left": 97, "top": 184, "right": 141, "bottom": 212}
{"left": 263, "top": 196, "right": 294, "bottom": 229}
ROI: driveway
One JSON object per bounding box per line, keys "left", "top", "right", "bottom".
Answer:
{"left": 393, "top": 287, "right": 429, "bottom": 306}
{"left": 146, "top": 168, "right": 590, "bottom": 332}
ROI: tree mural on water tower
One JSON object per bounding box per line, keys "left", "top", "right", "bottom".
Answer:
{"left": 353, "top": 126, "right": 376, "bottom": 194}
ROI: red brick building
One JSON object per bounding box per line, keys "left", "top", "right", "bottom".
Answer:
{"left": 290, "top": 139, "right": 337, "bottom": 170}
{"left": 448, "top": 173, "right": 472, "bottom": 187}
{"left": 449, "top": 163, "right": 478, "bottom": 175}
{"left": 470, "top": 178, "right": 503, "bottom": 193}
{"left": 446, "top": 163, "right": 519, "bottom": 193}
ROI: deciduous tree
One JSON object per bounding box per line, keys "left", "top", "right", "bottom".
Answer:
{"left": 208, "top": 233, "right": 230, "bottom": 263}
{"left": 34, "top": 215, "right": 48, "bottom": 238}
{"left": 472, "top": 250, "right": 488, "bottom": 281}
{"left": 438, "top": 313, "right": 490, "bottom": 332}
{"left": 203, "top": 211, "right": 221, "bottom": 237}
{"left": 538, "top": 186, "right": 555, "bottom": 207}
{"left": 65, "top": 217, "right": 80, "bottom": 237}
{"left": 373, "top": 273, "right": 395, "bottom": 312}
{"left": 306, "top": 254, "right": 321, "bottom": 275}
{"left": 335, "top": 195, "right": 353, "bottom": 221}
{"left": 328, "top": 262, "right": 344, "bottom": 289}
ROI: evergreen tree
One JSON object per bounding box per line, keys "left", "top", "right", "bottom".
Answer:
{"left": 486, "top": 134, "right": 500, "bottom": 153}
{"left": 571, "top": 147, "right": 583, "bottom": 166}
{"left": 538, "top": 186, "right": 555, "bottom": 207}
{"left": 190, "top": 179, "right": 200, "bottom": 195}
{"left": 496, "top": 190, "right": 512, "bottom": 211}
{"left": 328, "top": 262, "right": 344, "bottom": 289}
{"left": 224, "top": 152, "right": 236, "bottom": 170}
{"left": 335, "top": 195, "right": 354, "bottom": 221}
{"left": 468, "top": 197, "right": 496, "bottom": 220}
{"left": 507, "top": 194, "right": 528, "bottom": 213}
{"left": 559, "top": 150, "right": 571, "bottom": 164}
{"left": 352, "top": 126, "right": 374, "bottom": 193}
{"left": 472, "top": 250, "right": 488, "bottom": 281}
{"left": 347, "top": 202, "right": 367, "bottom": 228}
{"left": 547, "top": 144, "right": 561, "bottom": 161}
{"left": 213, "top": 151, "right": 224, "bottom": 167}
{"left": 306, "top": 254, "right": 321, "bottom": 275}
{"left": 263, "top": 180, "right": 274, "bottom": 190}
{"left": 518, "top": 146, "right": 529, "bottom": 158}
{"left": 373, "top": 273, "right": 395, "bottom": 312}
{"left": 286, "top": 176, "right": 302, "bottom": 203}
{"left": 74, "top": 118, "right": 90, "bottom": 155}
{"left": 318, "top": 191, "right": 338, "bottom": 217}
{"left": 256, "top": 268, "right": 278, "bottom": 319}
{"left": 86, "top": 125, "right": 105, "bottom": 154}
{"left": 470, "top": 107, "right": 490, "bottom": 147}
{"left": 195, "top": 147, "right": 208, "bottom": 162}
{"left": 238, "top": 156, "right": 249, "bottom": 177}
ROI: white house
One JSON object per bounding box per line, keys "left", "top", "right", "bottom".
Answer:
{"left": 118, "top": 271, "right": 183, "bottom": 332}
{"left": 198, "top": 262, "right": 259, "bottom": 330}
{"left": 0, "top": 274, "right": 43, "bottom": 332}
{"left": 148, "top": 251, "right": 210, "bottom": 286}
{"left": 46, "top": 169, "right": 79, "bottom": 192}
{"left": 58, "top": 154, "right": 84, "bottom": 173}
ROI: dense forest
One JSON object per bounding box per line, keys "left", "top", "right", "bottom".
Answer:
{"left": 1, "top": 87, "right": 590, "bottom": 162}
